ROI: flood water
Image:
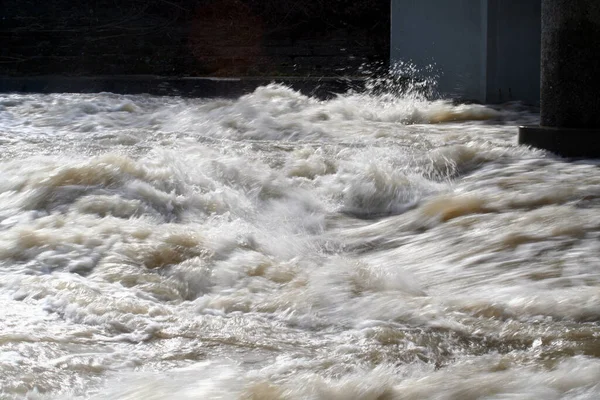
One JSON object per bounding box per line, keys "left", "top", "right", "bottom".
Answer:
{"left": 1, "top": 84, "right": 600, "bottom": 399}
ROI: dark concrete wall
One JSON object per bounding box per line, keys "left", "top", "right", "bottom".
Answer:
{"left": 486, "top": 0, "right": 541, "bottom": 105}
{"left": 1, "top": 0, "right": 389, "bottom": 77}
{"left": 390, "top": 0, "right": 487, "bottom": 101}
{"left": 540, "top": 0, "right": 600, "bottom": 128}
{"left": 391, "top": 0, "right": 541, "bottom": 104}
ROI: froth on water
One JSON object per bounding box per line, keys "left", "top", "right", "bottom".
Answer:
{"left": 1, "top": 78, "right": 599, "bottom": 399}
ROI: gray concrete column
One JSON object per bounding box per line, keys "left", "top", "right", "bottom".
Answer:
{"left": 518, "top": 0, "right": 600, "bottom": 157}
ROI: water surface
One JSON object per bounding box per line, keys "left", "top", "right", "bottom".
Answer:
{"left": 1, "top": 85, "right": 599, "bottom": 399}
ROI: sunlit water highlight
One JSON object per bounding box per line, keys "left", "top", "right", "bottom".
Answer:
{"left": 1, "top": 84, "right": 600, "bottom": 399}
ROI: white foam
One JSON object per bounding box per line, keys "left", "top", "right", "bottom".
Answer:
{"left": 2, "top": 87, "right": 600, "bottom": 399}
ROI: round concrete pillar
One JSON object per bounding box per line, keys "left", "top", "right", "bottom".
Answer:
{"left": 519, "top": 0, "right": 600, "bottom": 157}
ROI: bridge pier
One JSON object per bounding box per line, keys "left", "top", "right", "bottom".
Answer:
{"left": 519, "top": 0, "right": 600, "bottom": 157}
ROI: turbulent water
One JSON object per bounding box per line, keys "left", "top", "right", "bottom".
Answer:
{"left": 1, "top": 84, "right": 600, "bottom": 399}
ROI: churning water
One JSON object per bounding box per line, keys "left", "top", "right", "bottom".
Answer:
{"left": 1, "top": 84, "right": 600, "bottom": 399}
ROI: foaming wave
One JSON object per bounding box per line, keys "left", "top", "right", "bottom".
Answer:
{"left": 77, "top": 356, "right": 600, "bottom": 400}
{"left": 3, "top": 87, "right": 583, "bottom": 400}
{"left": 395, "top": 355, "right": 600, "bottom": 400}
{"left": 156, "top": 81, "right": 523, "bottom": 143}
{"left": 322, "top": 94, "right": 501, "bottom": 125}
{"left": 338, "top": 164, "right": 443, "bottom": 218}
{"left": 84, "top": 361, "right": 243, "bottom": 400}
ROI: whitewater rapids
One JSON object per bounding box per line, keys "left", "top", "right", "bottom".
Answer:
{"left": 1, "top": 85, "right": 600, "bottom": 399}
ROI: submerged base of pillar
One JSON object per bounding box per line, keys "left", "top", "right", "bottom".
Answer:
{"left": 518, "top": 125, "right": 600, "bottom": 158}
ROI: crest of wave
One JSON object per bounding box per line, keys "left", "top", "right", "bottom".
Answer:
{"left": 323, "top": 61, "right": 501, "bottom": 124}
{"left": 160, "top": 62, "right": 504, "bottom": 142}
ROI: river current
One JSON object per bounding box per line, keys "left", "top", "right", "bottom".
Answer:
{"left": 1, "top": 84, "right": 600, "bottom": 399}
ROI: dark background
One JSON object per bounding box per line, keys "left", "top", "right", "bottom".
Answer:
{"left": 1, "top": 0, "right": 390, "bottom": 77}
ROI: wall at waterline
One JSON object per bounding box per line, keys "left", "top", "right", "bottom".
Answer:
{"left": 391, "top": 0, "right": 541, "bottom": 104}
{"left": 391, "top": 0, "right": 487, "bottom": 102}
{"left": 1, "top": 0, "right": 389, "bottom": 77}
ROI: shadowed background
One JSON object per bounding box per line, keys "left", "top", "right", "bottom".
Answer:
{"left": 1, "top": 0, "right": 390, "bottom": 77}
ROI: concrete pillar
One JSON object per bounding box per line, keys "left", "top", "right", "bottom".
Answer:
{"left": 519, "top": 0, "right": 600, "bottom": 157}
